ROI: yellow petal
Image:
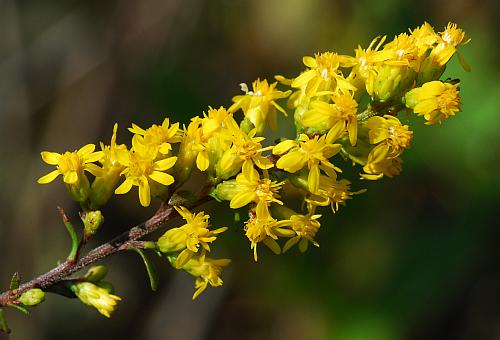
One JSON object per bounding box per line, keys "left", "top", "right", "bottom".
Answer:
{"left": 149, "top": 171, "right": 174, "bottom": 186}
{"left": 253, "top": 155, "right": 273, "bottom": 170}
{"left": 115, "top": 178, "right": 133, "bottom": 194}
{"left": 37, "top": 170, "right": 60, "bottom": 184}
{"left": 230, "top": 191, "right": 254, "bottom": 209}
{"left": 283, "top": 236, "right": 300, "bottom": 253}
{"left": 77, "top": 144, "right": 96, "bottom": 157}
{"left": 272, "top": 139, "right": 297, "bottom": 155}
{"left": 85, "top": 163, "right": 104, "bottom": 177}
{"left": 291, "top": 70, "right": 316, "bottom": 88}
{"left": 84, "top": 151, "right": 103, "bottom": 163}
{"left": 63, "top": 171, "right": 78, "bottom": 184}
{"left": 276, "top": 152, "right": 305, "bottom": 172}
{"left": 263, "top": 237, "right": 281, "bottom": 255}
{"left": 41, "top": 151, "right": 61, "bottom": 165}
{"left": 302, "top": 56, "right": 317, "bottom": 68}
{"left": 196, "top": 151, "right": 209, "bottom": 171}
{"left": 308, "top": 165, "right": 320, "bottom": 194}
{"left": 138, "top": 178, "right": 151, "bottom": 207}
{"left": 155, "top": 156, "right": 177, "bottom": 170}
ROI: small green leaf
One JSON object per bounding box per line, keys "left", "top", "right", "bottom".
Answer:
{"left": 9, "top": 272, "right": 20, "bottom": 290}
{"left": 0, "top": 308, "right": 10, "bottom": 334}
{"left": 7, "top": 303, "right": 30, "bottom": 315}
{"left": 130, "top": 248, "right": 159, "bottom": 291}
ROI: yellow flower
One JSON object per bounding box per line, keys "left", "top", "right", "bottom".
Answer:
{"left": 229, "top": 161, "right": 283, "bottom": 216}
{"left": 361, "top": 148, "right": 403, "bottom": 180}
{"left": 382, "top": 33, "right": 419, "bottom": 69}
{"left": 157, "top": 206, "right": 227, "bottom": 268}
{"left": 129, "top": 118, "right": 181, "bottom": 155}
{"left": 405, "top": 81, "right": 461, "bottom": 124}
{"left": 201, "top": 106, "right": 233, "bottom": 136}
{"left": 301, "top": 93, "right": 358, "bottom": 145}
{"left": 181, "top": 255, "right": 231, "bottom": 299}
{"left": 429, "top": 22, "right": 470, "bottom": 70}
{"left": 342, "top": 35, "right": 392, "bottom": 95}
{"left": 218, "top": 119, "right": 273, "bottom": 179}
{"left": 72, "top": 282, "right": 121, "bottom": 318}
{"left": 366, "top": 115, "right": 413, "bottom": 157}
{"left": 229, "top": 79, "right": 291, "bottom": 133}
{"left": 410, "top": 22, "right": 438, "bottom": 57}
{"left": 38, "top": 144, "right": 103, "bottom": 184}
{"left": 114, "top": 138, "right": 177, "bottom": 207}
{"left": 281, "top": 213, "right": 321, "bottom": 253}
{"left": 306, "top": 174, "right": 360, "bottom": 212}
{"left": 273, "top": 129, "right": 342, "bottom": 194}
{"left": 90, "top": 124, "right": 128, "bottom": 208}
{"left": 292, "top": 52, "right": 356, "bottom": 98}
{"left": 244, "top": 208, "right": 294, "bottom": 261}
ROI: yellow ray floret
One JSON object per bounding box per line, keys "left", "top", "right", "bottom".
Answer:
{"left": 114, "top": 139, "right": 177, "bottom": 207}
{"left": 38, "top": 144, "right": 103, "bottom": 184}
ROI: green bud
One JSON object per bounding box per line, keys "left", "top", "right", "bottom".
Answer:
{"left": 210, "top": 180, "right": 239, "bottom": 202}
{"left": 173, "top": 143, "right": 197, "bottom": 187}
{"left": 417, "top": 57, "right": 446, "bottom": 85}
{"left": 19, "top": 289, "right": 45, "bottom": 307}
{"left": 373, "top": 65, "right": 416, "bottom": 102}
{"left": 239, "top": 117, "right": 255, "bottom": 134}
{"left": 82, "top": 210, "right": 104, "bottom": 238}
{"left": 84, "top": 265, "right": 108, "bottom": 282}
{"left": 66, "top": 174, "right": 91, "bottom": 207}
{"left": 89, "top": 167, "right": 122, "bottom": 209}
{"left": 157, "top": 227, "right": 187, "bottom": 253}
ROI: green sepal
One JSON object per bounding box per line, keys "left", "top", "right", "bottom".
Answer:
{"left": 0, "top": 308, "right": 10, "bottom": 334}
{"left": 7, "top": 303, "right": 29, "bottom": 315}
{"left": 9, "top": 272, "right": 20, "bottom": 290}
{"left": 130, "top": 247, "right": 159, "bottom": 292}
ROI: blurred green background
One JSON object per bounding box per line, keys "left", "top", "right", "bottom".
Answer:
{"left": 1, "top": 0, "right": 499, "bottom": 339}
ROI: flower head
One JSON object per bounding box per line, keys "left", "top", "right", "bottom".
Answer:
{"left": 367, "top": 115, "right": 413, "bottom": 157}
{"left": 129, "top": 118, "right": 181, "bottom": 155}
{"left": 229, "top": 79, "right": 290, "bottom": 133}
{"left": 38, "top": 144, "right": 103, "bottom": 185}
{"left": 182, "top": 255, "right": 231, "bottom": 299}
{"left": 281, "top": 213, "right": 321, "bottom": 253}
{"left": 114, "top": 138, "right": 177, "bottom": 207}
{"left": 157, "top": 206, "right": 227, "bottom": 268}
{"left": 301, "top": 93, "right": 358, "bottom": 145}
{"left": 244, "top": 208, "right": 294, "bottom": 261}
{"left": 229, "top": 161, "right": 284, "bottom": 216}
{"left": 273, "top": 129, "right": 342, "bottom": 193}
{"left": 72, "top": 282, "right": 121, "bottom": 318}
{"left": 292, "top": 52, "right": 355, "bottom": 97}
{"left": 405, "top": 81, "right": 461, "bottom": 124}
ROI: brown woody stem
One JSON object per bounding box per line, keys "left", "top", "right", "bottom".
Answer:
{"left": 0, "top": 196, "right": 211, "bottom": 307}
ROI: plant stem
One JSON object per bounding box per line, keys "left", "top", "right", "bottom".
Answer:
{"left": 0, "top": 196, "right": 211, "bottom": 307}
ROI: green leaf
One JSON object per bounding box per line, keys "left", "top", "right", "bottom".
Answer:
{"left": 9, "top": 272, "right": 20, "bottom": 290}
{"left": 0, "top": 308, "right": 10, "bottom": 334}
{"left": 7, "top": 303, "right": 30, "bottom": 315}
{"left": 130, "top": 247, "right": 159, "bottom": 291}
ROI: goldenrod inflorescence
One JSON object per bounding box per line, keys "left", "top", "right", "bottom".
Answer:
{"left": 37, "top": 22, "right": 468, "bottom": 306}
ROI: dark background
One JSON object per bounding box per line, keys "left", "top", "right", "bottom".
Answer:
{"left": 1, "top": 0, "right": 499, "bottom": 339}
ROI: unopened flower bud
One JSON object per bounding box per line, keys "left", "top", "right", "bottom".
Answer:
{"left": 19, "top": 289, "right": 45, "bottom": 307}
{"left": 82, "top": 210, "right": 104, "bottom": 238}
{"left": 84, "top": 265, "right": 108, "bottom": 283}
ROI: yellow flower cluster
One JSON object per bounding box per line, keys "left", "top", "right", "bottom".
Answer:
{"left": 37, "top": 22, "right": 468, "bottom": 301}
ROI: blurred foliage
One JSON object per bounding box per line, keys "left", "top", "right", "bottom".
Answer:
{"left": 0, "top": 0, "right": 499, "bottom": 339}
